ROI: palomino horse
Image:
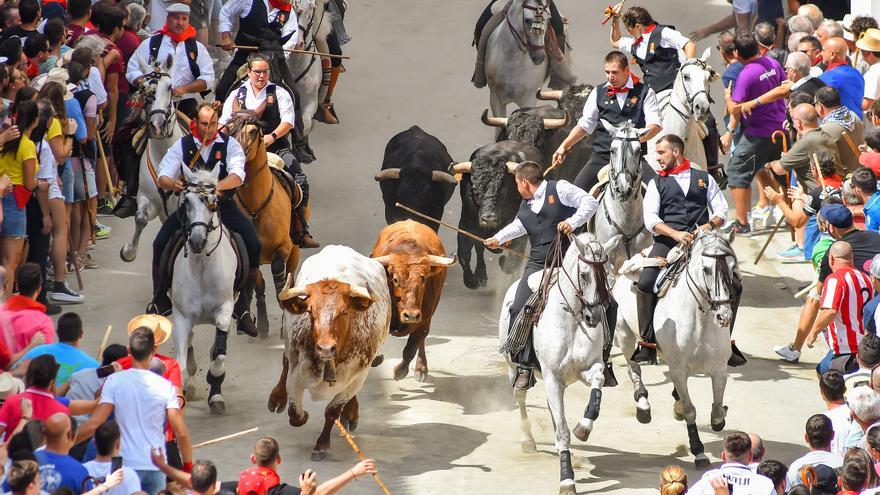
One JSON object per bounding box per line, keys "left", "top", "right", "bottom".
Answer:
{"left": 120, "top": 62, "right": 185, "bottom": 262}
{"left": 225, "top": 111, "right": 302, "bottom": 337}
{"left": 647, "top": 49, "right": 718, "bottom": 170}
{"left": 614, "top": 230, "right": 739, "bottom": 468}
{"left": 171, "top": 167, "right": 237, "bottom": 415}
{"left": 591, "top": 119, "right": 652, "bottom": 272}
{"left": 484, "top": 0, "right": 552, "bottom": 118}
{"left": 288, "top": 0, "right": 331, "bottom": 139}
{"left": 498, "top": 233, "right": 615, "bottom": 495}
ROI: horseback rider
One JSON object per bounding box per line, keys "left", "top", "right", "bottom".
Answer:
{"left": 632, "top": 134, "right": 737, "bottom": 364}
{"left": 485, "top": 162, "right": 600, "bottom": 390}
{"left": 219, "top": 52, "right": 319, "bottom": 248}
{"left": 313, "top": 0, "right": 348, "bottom": 125}
{"left": 114, "top": 3, "right": 215, "bottom": 218}
{"left": 552, "top": 50, "right": 662, "bottom": 193}
{"left": 474, "top": 0, "right": 566, "bottom": 56}
{"left": 146, "top": 103, "right": 263, "bottom": 337}
{"left": 215, "top": 0, "right": 299, "bottom": 102}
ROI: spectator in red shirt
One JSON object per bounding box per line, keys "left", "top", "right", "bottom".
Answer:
{"left": 807, "top": 240, "right": 875, "bottom": 375}
{"left": 88, "top": 2, "right": 127, "bottom": 142}
{"left": 66, "top": 0, "right": 92, "bottom": 47}
{"left": 859, "top": 127, "right": 880, "bottom": 176}
{"left": 0, "top": 355, "right": 68, "bottom": 441}
{"left": 3, "top": 263, "right": 54, "bottom": 361}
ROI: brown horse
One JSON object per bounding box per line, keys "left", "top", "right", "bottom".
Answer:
{"left": 226, "top": 111, "right": 305, "bottom": 337}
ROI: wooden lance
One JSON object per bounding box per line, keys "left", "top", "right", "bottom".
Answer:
{"left": 334, "top": 419, "right": 392, "bottom": 495}
{"left": 216, "top": 44, "right": 350, "bottom": 60}
{"left": 193, "top": 427, "right": 259, "bottom": 449}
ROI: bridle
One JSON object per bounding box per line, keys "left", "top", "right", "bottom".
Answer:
{"left": 232, "top": 122, "right": 276, "bottom": 221}
{"left": 293, "top": 0, "right": 325, "bottom": 82}
{"left": 179, "top": 183, "right": 224, "bottom": 257}
{"left": 139, "top": 70, "right": 177, "bottom": 139}
{"left": 684, "top": 233, "right": 738, "bottom": 314}
{"left": 537, "top": 234, "right": 612, "bottom": 329}
{"left": 507, "top": 0, "right": 549, "bottom": 53}
{"left": 665, "top": 59, "right": 715, "bottom": 124}
{"left": 602, "top": 128, "right": 644, "bottom": 258}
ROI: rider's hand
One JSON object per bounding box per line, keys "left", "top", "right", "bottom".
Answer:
{"left": 171, "top": 87, "right": 184, "bottom": 98}
{"left": 40, "top": 215, "right": 52, "bottom": 235}
{"left": 552, "top": 145, "right": 567, "bottom": 167}
{"left": 484, "top": 237, "right": 501, "bottom": 249}
{"left": 673, "top": 230, "right": 695, "bottom": 244}
{"left": 351, "top": 459, "right": 377, "bottom": 477}
{"left": 173, "top": 179, "right": 186, "bottom": 192}
{"left": 763, "top": 186, "right": 785, "bottom": 205}
{"left": 698, "top": 223, "right": 714, "bottom": 232}
{"left": 557, "top": 221, "right": 573, "bottom": 234}
{"left": 220, "top": 33, "right": 234, "bottom": 52}
{"left": 299, "top": 469, "right": 317, "bottom": 495}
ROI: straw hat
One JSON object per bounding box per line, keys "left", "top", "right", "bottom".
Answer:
{"left": 127, "top": 314, "right": 172, "bottom": 346}
{"left": 30, "top": 67, "right": 75, "bottom": 99}
{"left": 857, "top": 28, "right": 880, "bottom": 53}
{"left": 0, "top": 372, "right": 25, "bottom": 400}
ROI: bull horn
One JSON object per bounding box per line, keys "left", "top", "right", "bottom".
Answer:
{"left": 372, "top": 255, "right": 392, "bottom": 266}
{"left": 281, "top": 272, "right": 294, "bottom": 293}
{"left": 348, "top": 284, "right": 373, "bottom": 301}
{"left": 505, "top": 161, "right": 519, "bottom": 174}
{"left": 536, "top": 89, "right": 564, "bottom": 101}
{"left": 279, "top": 285, "right": 308, "bottom": 301}
{"left": 431, "top": 170, "right": 458, "bottom": 184}
{"left": 542, "top": 111, "right": 570, "bottom": 129}
{"left": 373, "top": 168, "right": 401, "bottom": 181}
{"left": 426, "top": 254, "right": 457, "bottom": 267}
{"left": 480, "top": 108, "right": 507, "bottom": 128}
{"left": 450, "top": 162, "right": 472, "bottom": 174}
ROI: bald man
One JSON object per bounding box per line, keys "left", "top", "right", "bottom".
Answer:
{"left": 797, "top": 4, "right": 823, "bottom": 31}
{"left": 819, "top": 37, "right": 865, "bottom": 117}
{"left": 767, "top": 103, "right": 838, "bottom": 191}
{"left": 35, "top": 413, "right": 92, "bottom": 494}
{"left": 748, "top": 432, "right": 766, "bottom": 469}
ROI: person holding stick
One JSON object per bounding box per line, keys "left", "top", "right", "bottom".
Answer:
{"left": 484, "top": 161, "right": 600, "bottom": 390}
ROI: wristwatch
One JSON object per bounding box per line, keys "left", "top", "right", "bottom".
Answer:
{"left": 270, "top": 131, "right": 278, "bottom": 141}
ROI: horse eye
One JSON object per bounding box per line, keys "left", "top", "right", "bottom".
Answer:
{"left": 683, "top": 75, "right": 690, "bottom": 81}
{"left": 703, "top": 267, "right": 711, "bottom": 274}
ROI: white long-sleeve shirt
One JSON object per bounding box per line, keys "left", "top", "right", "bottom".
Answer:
{"left": 642, "top": 167, "right": 728, "bottom": 234}
{"left": 219, "top": 0, "right": 299, "bottom": 50}
{"left": 219, "top": 82, "right": 296, "bottom": 127}
{"left": 494, "top": 180, "right": 599, "bottom": 244}
{"left": 157, "top": 134, "right": 246, "bottom": 182}
{"left": 617, "top": 26, "right": 691, "bottom": 60}
{"left": 688, "top": 462, "right": 776, "bottom": 495}
{"left": 577, "top": 76, "right": 662, "bottom": 134}
{"left": 126, "top": 35, "right": 215, "bottom": 93}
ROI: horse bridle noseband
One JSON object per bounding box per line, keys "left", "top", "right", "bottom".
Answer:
{"left": 603, "top": 132, "right": 645, "bottom": 258}
{"left": 507, "top": 0, "right": 549, "bottom": 53}
{"left": 141, "top": 70, "right": 177, "bottom": 139}
{"left": 179, "top": 185, "right": 225, "bottom": 257}
{"left": 666, "top": 60, "right": 715, "bottom": 122}
{"left": 684, "top": 235, "right": 737, "bottom": 314}
{"left": 541, "top": 234, "right": 612, "bottom": 330}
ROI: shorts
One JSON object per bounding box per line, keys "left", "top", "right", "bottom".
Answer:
{"left": 189, "top": 0, "right": 212, "bottom": 29}
{"left": 72, "top": 171, "right": 86, "bottom": 202}
{"left": 0, "top": 194, "right": 27, "bottom": 238}
{"left": 85, "top": 169, "right": 97, "bottom": 199}
{"left": 61, "top": 164, "right": 75, "bottom": 203}
{"left": 725, "top": 133, "right": 782, "bottom": 189}
{"left": 48, "top": 181, "right": 63, "bottom": 201}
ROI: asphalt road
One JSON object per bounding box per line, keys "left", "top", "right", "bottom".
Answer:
{"left": 69, "top": 0, "right": 833, "bottom": 493}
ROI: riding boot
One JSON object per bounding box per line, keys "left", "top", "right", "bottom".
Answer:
{"left": 292, "top": 204, "right": 320, "bottom": 248}
{"left": 112, "top": 171, "right": 140, "bottom": 219}
{"left": 631, "top": 285, "right": 658, "bottom": 364}
{"left": 146, "top": 263, "right": 172, "bottom": 316}
{"left": 291, "top": 128, "right": 316, "bottom": 164}
{"left": 314, "top": 63, "right": 341, "bottom": 125}
{"left": 233, "top": 268, "right": 259, "bottom": 337}
{"left": 728, "top": 289, "right": 748, "bottom": 367}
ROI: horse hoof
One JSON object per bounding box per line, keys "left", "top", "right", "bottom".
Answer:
{"left": 636, "top": 406, "right": 652, "bottom": 424}
{"left": 310, "top": 450, "right": 328, "bottom": 462}
{"left": 208, "top": 396, "right": 226, "bottom": 415}
{"left": 119, "top": 246, "right": 136, "bottom": 263}
{"left": 559, "top": 479, "right": 576, "bottom": 495}
{"left": 393, "top": 363, "right": 409, "bottom": 381}
{"left": 289, "top": 410, "right": 309, "bottom": 427}
{"left": 711, "top": 419, "right": 726, "bottom": 432}
{"left": 695, "top": 454, "right": 711, "bottom": 470}
{"left": 345, "top": 419, "right": 358, "bottom": 432}
{"left": 521, "top": 439, "right": 537, "bottom": 453}
{"left": 414, "top": 369, "right": 428, "bottom": 383}
{"left": 673, "top": 402, "right": 684, "bottom": 422}
{"left": 370, "top": 354, "right": 384, "bottom": 367}
{"left": 572, "top": 418, "right": 593, "bottom": 442}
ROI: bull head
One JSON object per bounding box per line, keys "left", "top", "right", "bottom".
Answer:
{"left": 374, "top": 168, "right": 458, "bottom": 184}
{"left": 480, "top": 108, "right": 569, "bottom": 130}
{"left": 279, "top": 274, "right": 375, "bottom": 360}
{"left": 372, "top": 254, "right": 455, "bottom": 324}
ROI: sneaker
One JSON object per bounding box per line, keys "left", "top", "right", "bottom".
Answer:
{"left": 50, "top": 281, "right": 84, "bottom": 304}
{"left": 80, "top": 254, "right": 98, "bottom": 269}
{"left": 777, "top": 245, "right": 804, "bottom": 261}
{"left": 97, "top": 199, "right": 114, "bottom": 216}
{"left": 722, "top": 220, "right": 751, "bottom": 234}
{"left": 751, "top": 205, "right": 771, "bottom": 230}
{"left": 773, "top": 343, "right": 801, "bottom": 363}
{"left": 94, "top": 224, "right": 111, "bottom": 240}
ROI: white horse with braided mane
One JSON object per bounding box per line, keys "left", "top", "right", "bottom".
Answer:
{"left": 498, "top": 232, "right": 616, "bottom": 495}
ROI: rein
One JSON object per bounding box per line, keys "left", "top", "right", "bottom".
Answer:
{"left": 179, "top": 187, "right": 225, "bottom": 258}
{"left": 505, "top": 0, "right": 548, "bottom": 53}
{"left": 232, "top": 123, "right": 277, "bottom": 220}
{"left": 535, "top": 234, "right": 610, "bottom": 329}
{"left": 137, "top": 70, "right": 177, "bottom": 139}
{"left": 682, "top": 234, "right": 737, "bottom": 314}
{"left": 293, "top": 0, "right": 326, "bottom": 83}
{"left": 602, "top": 130, "right": 644, "bottom": 257}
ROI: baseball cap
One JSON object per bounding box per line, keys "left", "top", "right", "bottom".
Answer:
{"left": 237, "top": 467, "right": 280, "bottom": 495}
{"left": 810, "top": 464, "right": 839, "bottom": 495}
{"left": 863, "top": 254, "right": 880, "bottom": 277}
{"left": 819, "top": 203, "right": 853, "bottom": 228}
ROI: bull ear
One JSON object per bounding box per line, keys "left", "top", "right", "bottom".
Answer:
{"left": 426, "top": 254, "right": 457, "bottom": 267}
{"left": 600, "top": 118, "right": 616, "bottom": 135}
{"left": 348, "top": 284, "right": 374, "bottom": 311}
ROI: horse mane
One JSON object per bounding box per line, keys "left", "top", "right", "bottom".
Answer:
{"left": 224, "top": 110, "right": 261, "bottom": 138}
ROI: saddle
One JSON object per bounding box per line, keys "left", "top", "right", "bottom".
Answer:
{"left": 159, "top": 227, "right": 250, "bottom": 294}
{"left": 619, "top": 244, "right": 688, "bottom": 298}
{"left": 265, "top": 152, "right": 303, "bottom": 209}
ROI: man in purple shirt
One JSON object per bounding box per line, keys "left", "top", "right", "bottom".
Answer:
{"left": 722, "top": 33, "right": 786, "bottom": 234}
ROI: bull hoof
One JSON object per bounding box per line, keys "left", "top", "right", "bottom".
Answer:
{"left": 370, "top": 354, "right": 384, "bottom": 367}
{"left": 393, "top": 362, "right": 409, "bottom": 381}
{"left": 463, "top": 274, "right": 479, "bottom": 290}
{"left": 636, "top": 406, "right": 652, "bottom": 424}
{"left": 267, "top": 387, "right": 288, "bottom": 413}
{"left": 521, "top": 439, "right": 537, "bottom": 453}
{"left": 289, "top": 410, "right": 309, "bottom": 427}
{"left": 572, "top": 418, "right": 593, "bottom": 442}
{"left": 208, "top": 395, "right": 226, "bottom": 415}
{"left": 414, "top": 369, "right": 428, "bottom": 382}
{"left": 559, "top": 479, "right": 576, "bottom": 495}
{"left": 310, "top": 450, "right": 328, "bottom": 461}
{"left": 711, "top": 419, "right": 726, "bottom": 432}
{"left": 695, "top": 453, "right": 711, "bottom": 470}
{"left": 119, "top": 245, "right": 136, "bottom": 263}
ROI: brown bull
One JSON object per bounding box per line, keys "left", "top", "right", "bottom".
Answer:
{"left": 371, "top": 220, "right": 455, "bottom": 382}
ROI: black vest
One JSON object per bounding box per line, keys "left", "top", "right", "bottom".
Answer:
{"left": 181, "top": 133, "right": 230, "bottom": 181}
{"left": 149, "top": 34, "right": 201, "bottom": 80}
{"left": 594, "top": 81, "right": 650, "bottom": 156}
{"left": 234, "top": 0, "right": 290, "bottom": 45}
{"left": 518, "top": 181, "right": 577, "bottom": 265}
{"left": 655, "top": 169, "right": 711, "bottom": 236}
{"left": 72, "top": 88, "right": 96, "bottom": 161}
{"left": 234, "top": 84, "right": 289, "bottom": 150}
{"left": 631, "top": 25, "right": 681, "bottom": 93}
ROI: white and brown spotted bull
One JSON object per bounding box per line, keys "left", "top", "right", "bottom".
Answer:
{"left": 268, "top": 245, "right": 391, "bottom": 461}
{"left": 371, "top": 220, "right": 456, "bottom": 382}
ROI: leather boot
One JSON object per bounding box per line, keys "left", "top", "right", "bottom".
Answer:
{"left": 292, "top": 205, "right": 320, "bottom": 248}
{"left": 727, "top": 290, "right": 747, "bottom": 366}
{"left": 602, "top": 345, "right": 618, "bottom": 388}
{"left": 233, "top": 268, "right": 259, "bottom": 337}
{"left": 146, "top": 264, "right": 172, "bottom": 316}
{"left": 314, "top": 65, "right": 341, "bottom": 125}
{"left": 631, "top": 285, "right": 658, "bottom": 364}
{"left": 513, "top": 366, "right": 534, "bottom": 390}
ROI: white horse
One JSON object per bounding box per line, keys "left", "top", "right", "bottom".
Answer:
{"left": 484, "top": 0, "right": 551, "bottom": 118}
{"left": 287, "top": 0, "right": 331, "bottom": 139}
{"left": 591, "top": 119, "right": 652, "bottom": 272}
{"left": 170, "top": 167, "right": 237, "bottom": 415}
{"left": 498, "top": 233, "right": 615, "bottom": 495}
{"left": 120, "top": 60, "right": 184, "bottom": 262}
{"left": 614, "top": 230, "right": 738, "bottom": 468}
{"left": 647, "top": 48, "right": 718, "bottom": 170}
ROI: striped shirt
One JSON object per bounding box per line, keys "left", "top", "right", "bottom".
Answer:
{"left": 821, "top": 267, "right": 874, "bottom": 355}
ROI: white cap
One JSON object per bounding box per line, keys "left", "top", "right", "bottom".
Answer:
{"left": 166, "top": 3, "right": 190, "bottom": 14}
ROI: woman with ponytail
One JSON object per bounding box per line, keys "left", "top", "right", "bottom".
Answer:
{"left": 659, "top": 465, "right": 687, "bottom": 495}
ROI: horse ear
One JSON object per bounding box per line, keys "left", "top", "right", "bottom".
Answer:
{"left": 601, "top": 234, "right": 622, "bottom": 256}
{"left": 699, "top": 47, "right": 712, "bottom": 63}
{"left": 600, "top": 118, "right": 616, "bottom": 135}
{"left": 180, "top": 164, "right": 195, "bottom": 183}
{"left": 677, "top": 48, "right": 688, "bottom": 65}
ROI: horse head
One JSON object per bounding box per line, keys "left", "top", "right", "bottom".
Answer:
{"left": 513, "top": 0, "right": 550, "bottom": 65}
{"left": 568, "top": 233, "right": 614, "bottom": 327}
{"left": 689, "top": 229, "right": 739, "bottom": 328}
{"left": 181, "top": 166, "right": 219, "bottom": 254}
{"left": 675, "top": 47, "right": 718, "bottom": 123}
{"left": 141, "top": 56, "right": 175, "bottom": 139}
{"left": 601, "top": 119, "right": 646, "bottom": 201}
{"left": 225, "top": 110, "right": 264, "bottom": 163}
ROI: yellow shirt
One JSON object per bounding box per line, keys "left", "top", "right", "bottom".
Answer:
{"left": 47, "top": 118, "right": 62, "bottom": 141}
{"left": 0, "top": 136, "right": 38, "bottom": 185}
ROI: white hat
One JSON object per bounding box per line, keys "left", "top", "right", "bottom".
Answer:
{"left": 867, "top": 254, "right": 880, "bottom": 279}
{"left": 0, "top": 372, "right": 25, "bottom": 400}
{"left": 166, "top": 3, "right": 190, "bottom": 14}
{"left": 31, "top": 67, "right": 74, "bottom": 100}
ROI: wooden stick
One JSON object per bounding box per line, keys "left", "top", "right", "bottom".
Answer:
{"left": 96, "top": 137, "right": 117, "bottom": 196}
{"left": 193, "top": 427, "right": 259, "bottom": 449}
{"left": 795, "top": 280, "right": 818, "bottom": 299}
{"left": 842, "top": 130, "right": 862, "bottom": 158}
{"left": 812, "top": 153, "right": 827, "bottom": 189}
{"left": 334, "top": 419, "right": 391, "bottom": 495}
{"left": 97, "top": 325, "right": 112, "bottom": 358}
{"left": 753, "top": 216, "right": 786, "bottom": 265}
{"left": 395, "top": 203, "right": 528, "bottom": 260}
{"left": 218, "top": 44, "right": 350, "bottom": 60}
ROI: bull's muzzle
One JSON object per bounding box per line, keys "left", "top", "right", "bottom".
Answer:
{"left": 400, "top": 309, "right": 422, "bottom": 323}
{"left": 316, "top": 342, "right": 337, "bottom": 360}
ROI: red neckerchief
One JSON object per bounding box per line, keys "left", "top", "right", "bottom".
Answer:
{"left": 633, "top": 24, "right": 656, "bottom": 46}
{"left": 157, "top": 24, "right": 197, "bottom": 43}
{"left": 658, "top": 159, "right": 691, "bottom": 177}
{"left": 606, "top": 75, "right": 640, "bottom": 97}
{"left": 4, "top": 295, "right": 45, "bottom": 313}
{"left": 267, "top": 0, "right": 291, "bottom": 12}
{"left": 188, "top": 120, "right": 219, "bottom": 146}
{"left": 44, "top": 0, "right": 67, "bottom": 7}
{"left": 825, "top": 60, "right": 849, "bottom": 71}
{"left": 838, "top": 491, "right": 860, "bottom": 495}
{"left": 812, "top": 55, "right": 822, "bottom": 66}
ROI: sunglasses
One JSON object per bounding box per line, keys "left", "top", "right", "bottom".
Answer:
{"left": 249, "top": 69, "right": 270, "bottom": 75}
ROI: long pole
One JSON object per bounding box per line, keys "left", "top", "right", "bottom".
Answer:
{"left": 97, "top": 325, "right": 112, "bottom": 358}
{"left": 217, "top": 44, "right": 350, "bottom": 60}
{"left": 771, "top": 130, "right": 794, "bottom": 241}
{"left": 394, "top": 203, "right": 528, "bottom": 260}
{"left": 193, "top": 427, "right": 259, "bottom": 449}
{"left": 334, "top": 419, "right": 392, "bottom": 495}
{"left": 96, "top": 138, "right": 117, "bottom": 196}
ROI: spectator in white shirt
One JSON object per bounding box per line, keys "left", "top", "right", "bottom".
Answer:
{"left": 83, "top": 421, "right": 141, "bottom": 495}
{"left": 688, "top": 431, "right": 776, "bottom": 494}
{"left": 786, "top": 414, "right": 844, "bottom": 489}
{"left": 846, "top": 385, "right": 880, "bottom": 451}
{"left": 857, "top": 29, "right": 880, "bottom": 112}
{"left": 820, "top": 369, "right": 853, "bottom": 457}
{"left": 756, "top": 460, "right": 788, "bottom": 495}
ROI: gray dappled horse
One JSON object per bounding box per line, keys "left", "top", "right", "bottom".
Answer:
{"left": 614, "top": 230, "right": 738, "bottom": 468}
{"left": 287, "top": 0, "right": 331, "bottom": 139}
{"left": 120, "top": 59, "right": 184, "bottom": 262}
{"left": 591, "top": 119, "right": 652, "bottom": 272}
{"left": 170, "top": 167, "right": 237, "bottom": 415}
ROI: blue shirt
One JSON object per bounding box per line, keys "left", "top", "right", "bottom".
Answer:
{"left": 35, "top": 450, "right": 92, "bottom": 495}
{"left": 18, "top": 343, "right": 99, "bottom": 385}
{"left": 64, "top": 98, "right": 88, "bottom": 172}
{"left": 864, "top": 294, "right": 880, "bottom": 334}
{"left": 819, "top": 64, "right": 866, "bottom": 118}
{"left": 866, "top": 193, "right": 880, "bottom": 232}
{"left": 722, "top": 61, "right": 744, "bottom": 93}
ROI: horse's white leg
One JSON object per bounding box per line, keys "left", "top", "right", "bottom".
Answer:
{"left": 207, "top": 301, "right": 234, "bottom": 415}
{"left": 172, "top": 313, "right": 192, "bottom": 396}
{"left": 514, "top": 386, "right": 536, "bottom": 453}
{"left": 573, "top": 362, "right": 605, "bottom": 443}
{"left": 614, "top": 288, "right": 653, "bottom": 423}
{"left": 543, "top": 374, "right": 575, "bottom": 495}
{"left": 670, "top": 371, "right": 709, "bottom": 469}
{"left": 709, "top": 366, "right": 729, "bottom": 431}
{"left": 120, "top": 195, "right": 156, "bottom": 262}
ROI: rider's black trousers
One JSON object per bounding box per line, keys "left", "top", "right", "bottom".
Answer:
{"left": 637, "top": 236, "right": 676, "bottom": 294}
